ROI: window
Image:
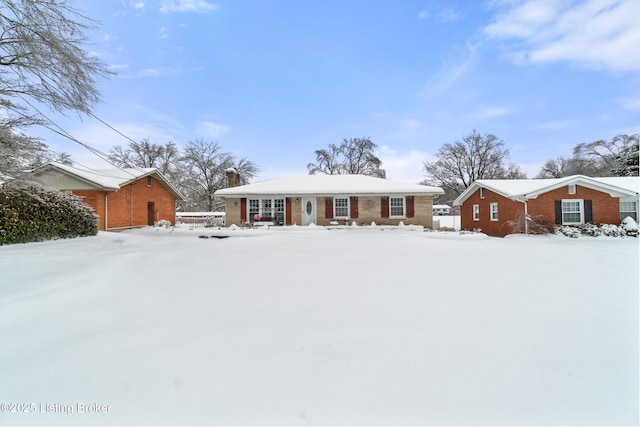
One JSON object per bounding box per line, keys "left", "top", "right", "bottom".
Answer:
{"left": 473, "top": 204, "right": 480, "bottom": 221}
{"left": 249, "top": 199, "right": 260, "bottom": 221}
{"left": 620, "top": 200, "right": 638, "bottom": 221}
{"left": 480, "top": 188, "right": 485, "bottom": 199}
{"left": 147, "top": 176, "right": 153, "bottom": 187}
{"left": 261, "top": 199, "right": 272, "bottom": 218}
{"left": 389, "top": 197, "right": 405, "bottom": 217}
{"left": 568, "top": 184, "right": 576, "bottom": 195}
{"left": 562, "top": 199, "right": 583, "bottom": 224}
{"left": 274, "top": 198, "right": 285, "bottom": 224}
{"left": 490, "top": 203, "right": 498, "bottom": 221}
{"left": 333, "top": 197, "right": 349, "bottom": 218}
{"left": 249, "top": 198, "right": 286, "bottom": 223}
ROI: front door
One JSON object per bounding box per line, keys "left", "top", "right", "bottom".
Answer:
{"left": 301, "top": 197, "right": 316, "bottom": 226}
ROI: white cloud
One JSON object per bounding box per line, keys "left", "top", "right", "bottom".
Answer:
{"left": 531, "top": 119, "right": 580, "bottom": 130}
{"left": 484, "top": 0, "right": 640, "bottom": 73}
{"left": 136, "top": 67, "right": 182, "bottom": 77}
{"left": 377, "top": 145, "right": 432, "bottom": 183}
{"left": 403, "top": 119, "right": 423, "bottom": 129}
{"left": 197, "top": 121, "right": 230, "bottom": 138}
{"left": 469, "top": 105, "right": 515, "bottom": 120}
{"left": 418, "top": 8, "right": 459, "bottom": 22}
{"left": 422, "top": 41, "right": 478, "bottom": 96}
{"left": 436, "top": 9, "right": 460, "bottom": 23}
{"left": 159, "top": 0, "right": 219, "bottom": 14}
{"left": 618, "top": 92, "right": 640, "bottom": 111}
{"left": 131, "top": 1, "right": 145, "bottom": 10}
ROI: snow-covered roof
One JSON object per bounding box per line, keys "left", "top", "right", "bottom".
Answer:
{"left": 33, "top": 162, "right": 185, "bottom": 200}
{"left": 215, "top": 174, "right": 444, "bottom": 197}
{"left": 433, "top": 205, "right": 451, "bottom": 209}
{"left": 453, "top": 175, "right": 639, "bottom": 206}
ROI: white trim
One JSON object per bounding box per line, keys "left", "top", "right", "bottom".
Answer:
{"left": 561, "top": 199, "right": 584, "bottom": 225}
{"left": 473, "top": 204, "right": 480, "bottom": 221}
{"left": 333, "top": 196, "right": 350, "bottom": 219}
{"left": 490, "top": 202, "right": 498, "bottom": 221}
{"left": 389, "top": 196, "right": 406, "bottom": 218}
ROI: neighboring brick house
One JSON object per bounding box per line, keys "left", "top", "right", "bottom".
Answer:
{"left": 453, "top": 175, "right": 639, "bottom": 237}
{"left": 214, "top": 172, "right": 444, "bottom": 228}
{"left": 32, "top": 162, "right": 184, "bottom": 231}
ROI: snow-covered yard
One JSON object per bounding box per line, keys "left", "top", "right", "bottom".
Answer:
{"left": 0, "top": 224, "right": 638, "bottom": 426}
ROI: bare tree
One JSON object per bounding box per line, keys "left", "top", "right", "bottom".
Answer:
{"left": 575, "top": 133, "right": 639, "bottom": 177}
{"left": 536, "top": 134, "right": 639, "bottom": 178}
{"left": 109, "top": 139, "right": 179, "bottom": 177}
{"left": 0, "top": 0, "right": 110, "bottom": 180}
{"left": 423, "top": 130, "right": 524, "bottom": 196}
{"left": 0, "top": 0, "right": 111, "bottom": 121}
{"left": 307, "top": 137, "right": 386, "bottom": 178}
{"left": 179, "top": 139, "right": 258, "bottom": 211}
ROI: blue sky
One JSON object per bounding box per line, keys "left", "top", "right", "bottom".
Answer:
{"left": 33, "top": 0, "right": 640, "bottom": 183}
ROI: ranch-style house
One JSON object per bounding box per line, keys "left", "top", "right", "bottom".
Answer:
{"left": 215, "top": 171, "right": 444, "bottom": 228}
{"left": 32, "top": 162, "right": 184, "bottom": 231}
{"left": 453, "top": 175, "right": 639, "bottom": 237}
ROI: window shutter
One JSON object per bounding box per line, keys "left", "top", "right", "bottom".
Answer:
{"left": 350, "top": 196, "right": 358, "bottom": 219}
{"left": 325, "top": 197, "right": 333, "bottom": 219}
{"left": 585, "top": 200, "right": 593, "bottom": 223}
{"left": 381, "top": 196, "right": 389, "bottom": 218}
{"left": 554, "top": 200, "right": 562, "bottom": 224}
{"left": 406, "top": 196, "right": 415, "bottom": 218}
{"left": 286, "top": 197, "right": 292, "bottom": 225}
{"left": 240, "top": 198, "right": 247, "bottom": 222}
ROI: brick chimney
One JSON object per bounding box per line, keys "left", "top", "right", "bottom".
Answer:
{"left": 225, "top": 167, "right": 239, "bottom": 188}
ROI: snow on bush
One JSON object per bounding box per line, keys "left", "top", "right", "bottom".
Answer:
{"left": 557, "top": 220, "right": 638, "bottom": 238}
{"left": 155, "top": 219, "right": 172, "bottom": 229}
{"left": 557, "top": 226, "right": 582, "bottom": 238}
{"left": 600, "top": 223, "right": 624, "bottom": 237}
{"left": 621, "top": 216, "right": 639, "bottom": 237}
{"left": 0, "top": 181, "right": 98, "bottom": 245}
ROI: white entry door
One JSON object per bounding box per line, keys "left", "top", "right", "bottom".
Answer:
{"left": 301, "top": 197, "right": 316, "bottom": 226}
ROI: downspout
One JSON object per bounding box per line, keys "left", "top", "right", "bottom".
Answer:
{"left": 517, "top": 198, "right": 529, "bottom": 235}
{"left": 104, "top": 193, "right": 108, "bottom": 231}
{"left": 130, "top": 184, "right": 133, "bottom": 227}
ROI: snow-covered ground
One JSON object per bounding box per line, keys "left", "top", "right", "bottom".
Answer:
{"left": 0, "top": 224, "right": 638, "bottom": 426}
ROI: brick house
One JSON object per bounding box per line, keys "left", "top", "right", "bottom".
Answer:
{"left": 214, "top": 172, "right": 444, "bottom": 227}
{"left": 32, "top": 163, "right": 184, "bottom": 231}
{"left": 453, "top": 175, "right": 639, "bottom": 237}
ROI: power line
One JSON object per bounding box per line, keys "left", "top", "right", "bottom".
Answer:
{"left": 14, "top": 94, "right": 147, "bottom": 178}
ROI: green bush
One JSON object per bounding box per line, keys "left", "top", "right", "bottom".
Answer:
{"left": 0, "top": 182, "right": 98, "bottom": 245}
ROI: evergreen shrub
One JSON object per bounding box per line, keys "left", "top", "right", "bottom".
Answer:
{"left": 0, "top": 182, "right": 98, "bottom": 245}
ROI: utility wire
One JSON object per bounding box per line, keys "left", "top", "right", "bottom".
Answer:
{"left": 15, "top": 94, "right": 149, "bottom": 179}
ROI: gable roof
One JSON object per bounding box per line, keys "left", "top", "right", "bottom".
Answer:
{"left": 453, "top": 175, "right": 639, "bottom": 206}
{"left": 215, "top": 174, "right": 444, "bottom": 197}
{"left": 32, "top": 162, "right": 185, "bottom": 200}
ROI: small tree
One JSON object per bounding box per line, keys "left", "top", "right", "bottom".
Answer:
{"left": 307, "top": 137, "right": 386, "bottom": 178}
{"left": 423, "top": 130, "right": 525, "bottom": 196}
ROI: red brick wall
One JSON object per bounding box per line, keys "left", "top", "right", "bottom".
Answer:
{"left": 460, "top": 188, "right": 525, "bottom": 237}
{"left": 528, "top": 185, "right": 620, "bottom": 225}
{"left": 460, "top": 184, "right": 622, "bottom": 237}
{"left": 73, "top": 176, "right": 177, "bottom": 230}
{"left": 73, "top": 190, "right": 108, "bottom": 230}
